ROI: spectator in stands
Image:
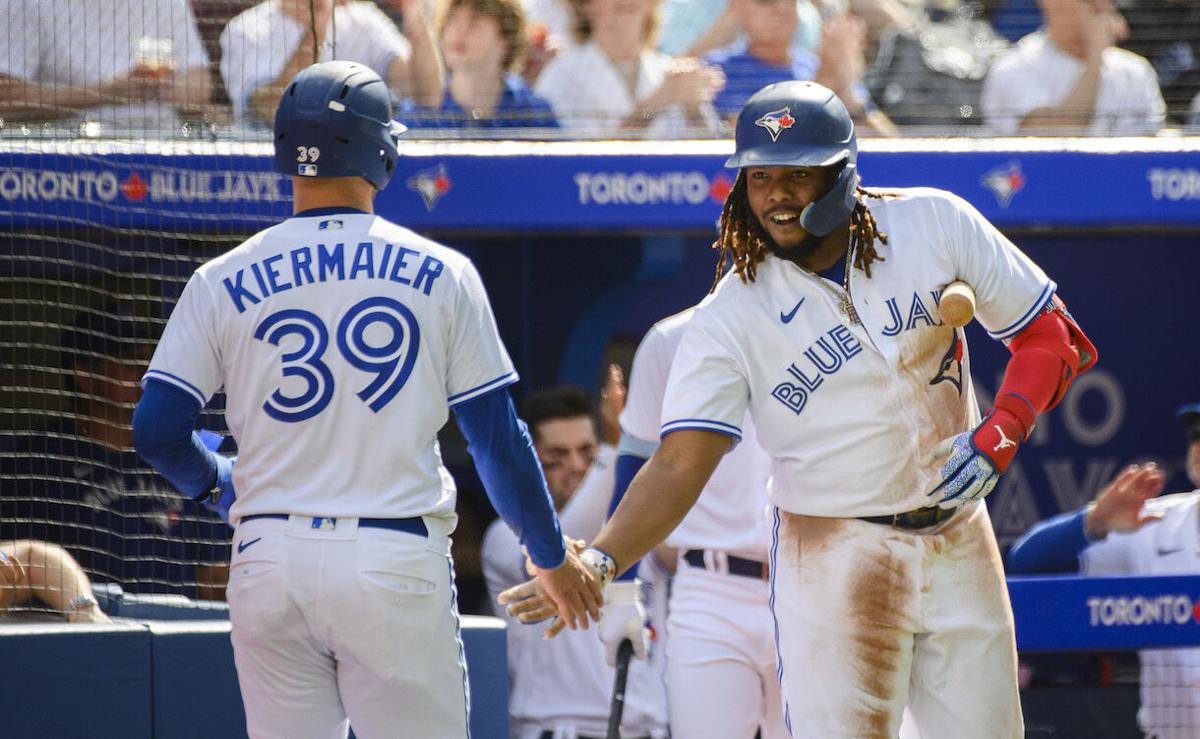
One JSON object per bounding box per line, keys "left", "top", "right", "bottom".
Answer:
{"left": 1007, "top": 402, "right": 1200, "bottom": 739}
{"left": 0, "top": 302, "right": 231, "bottom": 601}
{"left": 400, "top": 0, "right": 559, "bottom": 130}
{"left": 706, "top": 2, "right": 898, "bottom": 134}
{"left": 482, "top": 378, "right": 672, "bottom": 738}
{"left": 220, "top": 0, "right": 444, "bottom": 126}
{"left": 0, "top": 0, "right": 214, "bottom": 134}
{"left": 0, "top": 540, "right": 110, "bottom": 623}
{"left": 1118, "top": 0, "right": 1200, "bottom": 126}
{"left": 534, "top": 0, "right": 726, "bottom": 137}
{"left": 658, "top": 0, "right": 821, "bottom": 59}
{"left": 981, "top": 0, "right": 1166, "bottom": 134}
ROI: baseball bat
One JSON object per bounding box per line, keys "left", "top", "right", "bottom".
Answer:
{"left": 606, "top": 639, "right": 634, "bottom": 739}
{"left": 939, "top": 280, "right": 977, "bottom": 328}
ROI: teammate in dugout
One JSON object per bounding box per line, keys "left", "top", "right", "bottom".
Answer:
{"left": 501, "top": 80, "right": 1098, "bottom": 737}
{"left": 1007, "top": 403, "right": 1200, "bottom": 739}
{"left": 131, "top": 60, "right": 601, "bottom": 738}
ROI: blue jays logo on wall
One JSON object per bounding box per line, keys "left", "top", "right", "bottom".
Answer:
{"left": 981, "top": 160, "right": 1026, "bottom": 208}
{"left": 755, "top": 107, "right": 795, "bottom": 142}
{"left": 406, "top": 163, "right": 452, "bottom": 211}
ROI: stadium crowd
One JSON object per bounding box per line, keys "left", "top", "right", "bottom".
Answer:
{"left": 0, "top": 0, "right": 1195, "bottom": 136}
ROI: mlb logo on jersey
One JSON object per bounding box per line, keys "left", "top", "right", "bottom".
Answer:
{"left": 298, "top": 164, "right": 319, "bottom": 176}
{"left": 755, "top": 107, "right": 795, "bottom": 142}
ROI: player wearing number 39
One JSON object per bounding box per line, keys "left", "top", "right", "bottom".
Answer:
{"left": 501, "top": 81, "right": 1098, "bottom": 738}
{"left": 131, "top": 61, "right": 602, "bottom": 739}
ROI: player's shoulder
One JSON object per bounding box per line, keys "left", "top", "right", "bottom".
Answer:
{"left": 990, "top": 31, "right": 1047, "bottom": 73}
{"left": 1102, "top": 46, "right": 1158, "bottom": 77}
{"left": 863, "top": 186, "right": 975, "bottom": 220}
{"left": 648, "top": 307, "right": 696, "bottom": 341}
{"left": 369, "top": 217, "right": 473, "bottom": 269}
{"left": 1141, "top": 490, "right": 1200, "bottom": 519}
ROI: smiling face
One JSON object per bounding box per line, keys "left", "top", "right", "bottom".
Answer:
{"left": 744, "top": 165, "right": 830, "bottom": 255}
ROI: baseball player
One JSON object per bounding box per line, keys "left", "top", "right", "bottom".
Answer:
{"left": 483, "top": 385, "right": 669, "bottom": 739}
{"left": 1008, "top": 403, "right": 1200, "bottom": 739}
{"left": 603, "top": 308, "right": 787, "bottom": 738}
{"left": 131, "top": 60, "right": 600, "bottom": 738}
{"left": 502, "top": 80, "right": 1097, "bottom": 738}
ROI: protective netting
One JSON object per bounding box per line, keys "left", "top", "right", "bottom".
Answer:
{"left": 0, "top": 0, "right": 1196, "bottom": 141}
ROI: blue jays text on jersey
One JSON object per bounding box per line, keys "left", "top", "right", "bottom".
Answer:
{"left": 221, "top": 240, "right": 447, "bottom": 313}
{"left": 771, "top": 323, "right": 864, "bottom": 416}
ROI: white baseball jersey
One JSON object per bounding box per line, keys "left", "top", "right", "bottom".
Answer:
{"left": 622, "top": 308, "right": 773, "bottom": 560}
{"left": 534, "top": 41, "right": 723, "bottom": 138}
{"left": 483, "top": 516, "right": 670, "bottom": 738}
{"left": 1081, "top": 491, "right": 1200, "bottom": 739}
{"left": 982, "top": 31, "right": 1166, "bottom": 136}
{"left": 145, "top": 211, "right": 515, "bottom": 523}
{"left": 0, "top": 0, "right": 210, "bottom": 131}
{"left": 662, "top": 187, "right": 1055, "bottom": 519}
{"left": 220, "top": 1, "right": 412, "bottom": 123}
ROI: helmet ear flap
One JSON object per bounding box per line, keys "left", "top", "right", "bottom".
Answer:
{"left": 798, "top": 161, "right": 858, "bottom": 237}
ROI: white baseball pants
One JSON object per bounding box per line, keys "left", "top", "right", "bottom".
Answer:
{"left": 768, "top": 502, "right": 1022, "bottom": 739}
{"left": 666, "top": 557, "right": 789, "bottom": 739}
{"left": 227, "top": 515, "right": 469, "bottom": 739}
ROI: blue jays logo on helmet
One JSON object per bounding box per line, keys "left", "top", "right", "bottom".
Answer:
{"left": 726, "top": 81, "right": 860, "bottom": 237}
{"left": 754, "top": 107, "right": 796, "bottom": 142}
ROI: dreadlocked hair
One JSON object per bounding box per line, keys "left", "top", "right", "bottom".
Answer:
{"left": 709, "top": 173, "right": 892, "bottom": 292}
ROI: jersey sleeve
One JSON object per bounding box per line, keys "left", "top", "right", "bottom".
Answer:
{"left": 144, "top": 273, "right": 223, "bottom": 407}
{"left": 445, "top": 260, "right": 517, "bottom": 408}
{"left": 620, "top": 322, "right": 675, "bottom": 444}
{"left": 659, "top": 309, "right": 749, "bottom": 442}
{"left": 940, "top": 191, "right": 1056, "bottom": 342}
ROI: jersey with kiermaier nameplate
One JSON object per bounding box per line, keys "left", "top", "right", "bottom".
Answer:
{"left": 621, "top": 308, "right": 772, "bottom": 561}
{"left": 662, "top": 187, "right": 1056, "bottom": 518}
{"left": 144, "top": 212, "right": 515, "bottom": 522}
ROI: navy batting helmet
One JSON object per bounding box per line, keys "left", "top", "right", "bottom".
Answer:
{"left": 274, "top": 61, "right": 406, "bottom": 190}
{"left": 726, "top": 81, "right": 858, "bottom": 237}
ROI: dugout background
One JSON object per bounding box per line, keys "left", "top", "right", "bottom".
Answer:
{"left": 1, "top": 142, "right": 1198, "bottom": 738}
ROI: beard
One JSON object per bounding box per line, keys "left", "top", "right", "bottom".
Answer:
{"left": 751, "top": 213, "right": 825, "bottom": 265}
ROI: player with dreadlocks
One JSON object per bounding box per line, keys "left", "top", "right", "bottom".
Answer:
{"left": 500, "top": 81, "right": 1097, "bottom": 737}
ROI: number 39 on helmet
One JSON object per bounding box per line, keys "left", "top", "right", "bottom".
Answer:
{"left": 273, "top": 61, "right": 407, "bottom": 191}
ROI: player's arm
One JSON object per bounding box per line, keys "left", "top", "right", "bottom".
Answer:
{"left": 453, "top": 386, "right": 602, "bottom": 629}
{"left": 500, "top": 428, "right": 728, "bottom": 630}
{"left": 931, "top": 304, "right": 1097, "bottom": 506}
{"left": 132, "top": 379, "right": 235, "bottom": 520}
{"left": 593, "top": 429, "right": 727, "bottom": 576}
{"left": 1007, "top": 464, "right": 1164, "bottom": 574}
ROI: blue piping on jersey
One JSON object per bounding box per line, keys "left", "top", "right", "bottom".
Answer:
{"left": 143, "top": 368, "right": 207, "bottom": 407}
{"left": 988, "top": 281, "right": 1057, "bottom": 340}
{"left": 448, "top": 370, "right": 519, "bottom": 407}
{"left": 661, "top": 418, "right": 742, "bottom": 438}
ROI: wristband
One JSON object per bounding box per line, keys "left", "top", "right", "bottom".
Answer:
{"left": 581, "top": 547, "right": 616, "bottom": 589}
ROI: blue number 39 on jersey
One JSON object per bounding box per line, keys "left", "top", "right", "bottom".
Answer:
{"left": 254, "top": 296, "right": 421, "bottom": 423}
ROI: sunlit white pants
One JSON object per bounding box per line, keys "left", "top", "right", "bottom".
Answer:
{"left": 768, "top": 502, "right": 1022, "bottom": 739}
{"left": 227, "top": 514, "right": 469, "bottom": 739}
